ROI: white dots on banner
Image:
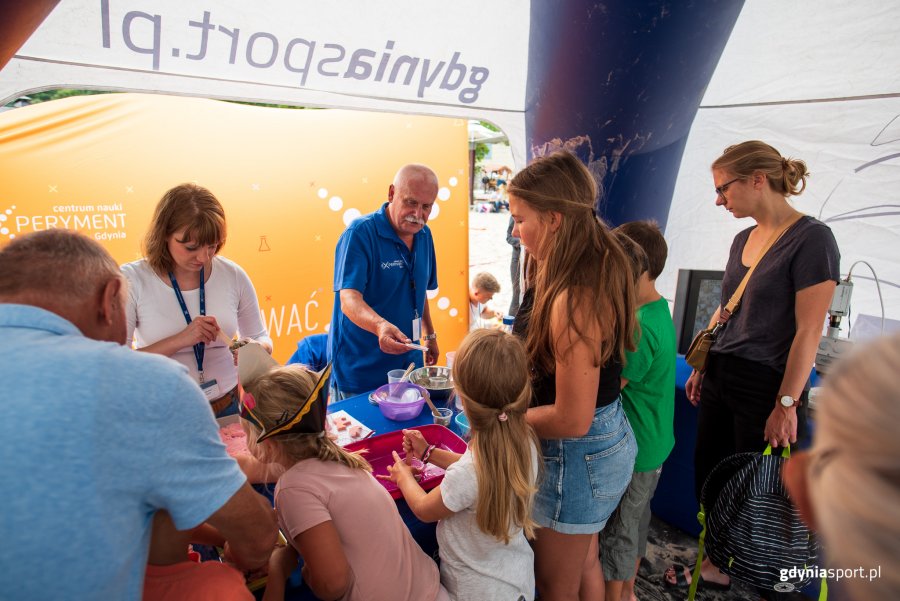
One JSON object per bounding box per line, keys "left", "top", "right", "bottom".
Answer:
{"left": 329, "top": 196, "right": 343, "bottom": 211}
{"left": 437, "top": 297, "right": 450, "bottom": 310}
{"left": 342, "top": 208, "right": 361, "bottom": 226}
{"left": 438, "top": 187, "right": 451, "bottom": 201}
{"left": 449, "top": 308, "right": 458, "bottom": 317}
{"left": 429, "top": 203, "right": 440, "bottom": 219}
{"left": 318, "top": 188, "right": 328, "bottom": 199}
{"left": 426, "top": 289, "right": 439, "bottom": 299}
{"left": 449, "top": 177, "right": 458, "bottom": 187}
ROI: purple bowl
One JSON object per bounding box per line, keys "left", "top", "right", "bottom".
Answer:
{"left": 372, "top": 382, "right": 428, "bottom": 421}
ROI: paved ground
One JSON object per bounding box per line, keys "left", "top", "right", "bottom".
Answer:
{"left": 468, "top": 209, "right": 515, "bottom": 315}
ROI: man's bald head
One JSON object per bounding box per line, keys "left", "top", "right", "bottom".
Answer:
{"left": 0, "top": 229, "right": 127, "bottom": 342}
{"left": 392, "top": 164, "right": 439, "bottom": 191}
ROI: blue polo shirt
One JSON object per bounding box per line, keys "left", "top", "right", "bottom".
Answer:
{"left": 0, "top": 304, "right": 246, "bottom": 600}
{"left": 329, "top": 203, "right": 438, "bottom": 393}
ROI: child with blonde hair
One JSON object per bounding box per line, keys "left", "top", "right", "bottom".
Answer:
{"left": 388, "top": 329, "right": 540, "bottom": 601}
{"left": 236, "top": 345, "right": 447, "bottom": 601}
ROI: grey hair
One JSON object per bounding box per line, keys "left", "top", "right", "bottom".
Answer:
{"left": 809, "top": 333, "right": 900, "bottom": 601}
{"left": 393, "top": 164, "right": 439, "bottom": 190}
{"left": 0, "top": 229, "right": 122, "bottom": 304}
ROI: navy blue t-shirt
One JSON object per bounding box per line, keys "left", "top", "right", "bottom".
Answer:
{"left": 328, "top": 203, "right": 438, "bottom": 393}
{"left": 712, "top": 216, "right": 840, "bottom": 371}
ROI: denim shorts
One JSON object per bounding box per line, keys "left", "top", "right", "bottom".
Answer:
{"left": 533, "top": 400, "right": 637, "bottom": 535}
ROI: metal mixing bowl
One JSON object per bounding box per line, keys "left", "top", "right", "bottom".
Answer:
{"left": 408, "top": 366, "right": 454, "bottom": 402}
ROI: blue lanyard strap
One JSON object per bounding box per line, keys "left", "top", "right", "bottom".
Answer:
{"left": 168, "top": 267, "right": 205, "bottom": 374}
{"left": 395, "top": 242, "right": 419, "bottom": 319}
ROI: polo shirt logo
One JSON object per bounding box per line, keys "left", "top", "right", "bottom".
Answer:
{"left": 381, "top": 259, "right": 405, "bottom": 270}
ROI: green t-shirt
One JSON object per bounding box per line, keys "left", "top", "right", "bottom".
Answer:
{"left": 621, "top": 296, "right": 676, "bottom": 472}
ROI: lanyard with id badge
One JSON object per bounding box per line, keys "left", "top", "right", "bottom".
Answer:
{"left": 169, "top": 267, "right": 221, "bottom": 401}
{"left": 396, "top": 242, "right": 422, "bottom": 341}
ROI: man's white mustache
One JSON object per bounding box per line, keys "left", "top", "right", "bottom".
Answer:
{"left": 404, "top": 216, "right": 425, "bottom": 226}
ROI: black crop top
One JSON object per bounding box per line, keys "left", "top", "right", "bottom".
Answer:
{"left": 512, "top": 287, "right": 622, "bottom": 409}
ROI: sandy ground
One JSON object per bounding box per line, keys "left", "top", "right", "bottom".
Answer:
{"left": 468, "top": 209, "right": 516, "bottom": 316}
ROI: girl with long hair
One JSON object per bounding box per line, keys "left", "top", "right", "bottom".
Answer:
{"left": 508, "top": 151, "right": 638, "bottom": 600}
{"left": 240, "top": 363, "right": 446, "bottom": 601}
{"left": 388, "top": 328, "right": 540, "bottom": 601}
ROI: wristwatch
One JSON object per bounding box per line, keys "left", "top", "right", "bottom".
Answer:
{"left": 422, "top": 333, "right": 437, "bottom": 341}
{"left": 779, "top": 395, "right": 797, "bottom": 408}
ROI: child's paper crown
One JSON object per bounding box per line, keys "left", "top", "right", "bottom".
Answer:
{"left": 236, "top": 342, "right": 330, "bottom": 443}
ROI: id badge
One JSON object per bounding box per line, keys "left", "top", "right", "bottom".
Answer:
{"left": 412, "top": 317, "right": 422, "bottom": 341}
{"left": 200, "top": 378, "right": 221, "bottom": 401}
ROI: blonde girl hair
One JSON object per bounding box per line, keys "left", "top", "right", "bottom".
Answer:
{"left": 508, "top": 151, "right": 637, "bottom": 375}
{"left": 143, "top": 183, "right": 227, "bottom": 274}
{"left": 452, "top": 329, "right": 540, "bottom": 544}
{"left": 241, "top": 365, "right": 371, "bottom": 472}
{"left": 808, "top": 333, "right": 900, "bottom": 601}
{"left": 711, "top": 140, "right": 809, "bottom": 197}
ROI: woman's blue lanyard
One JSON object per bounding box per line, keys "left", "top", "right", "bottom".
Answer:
{"left": 395, "top": 242, "right": 418, "bottom": 320}
{"left": 169, "top": 267, "right": 206, "bottom": 381}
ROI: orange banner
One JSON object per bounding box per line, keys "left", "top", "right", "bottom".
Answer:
{"left": 0, "top": 93, "right": 470, "bottom": 363}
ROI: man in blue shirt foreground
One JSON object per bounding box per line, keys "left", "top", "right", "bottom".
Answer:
{"left": 329, "top": 164, "right": 441, "bottom": 398}
{"left": 0, "top": 229, "right": 277, "bottom": 600}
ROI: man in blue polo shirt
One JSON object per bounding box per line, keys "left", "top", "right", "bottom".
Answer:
{"left": 0, "top": 229, "right": 277, "bottom": 600}
{"left": 329, "top": 164, "right": 440, "bottom": 399}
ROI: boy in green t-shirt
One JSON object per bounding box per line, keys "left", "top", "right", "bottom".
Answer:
{"left": 601, "top": 221, "right": 676, "bottom": 601}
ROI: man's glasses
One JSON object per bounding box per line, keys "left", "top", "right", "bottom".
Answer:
{"left": 715, "top": 177, "right": 742, "bottom": 198}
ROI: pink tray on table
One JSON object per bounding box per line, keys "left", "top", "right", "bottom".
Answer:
{"left": 344, "top": 424, "right": 467, "bottom": 500}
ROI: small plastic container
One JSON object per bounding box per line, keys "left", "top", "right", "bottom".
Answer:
{"left": 455, "top": 411, "right": 471, "bottom": 439}
{"left": 433, "top": 407, "right": 453, "bottom": 427}
{"left": 502, "top": 315, "right": 515, "bottom": 334}
{"left": 387, "top": 369, "right": 407, "bottom": 383}
{"left": 372, "top": 382, "right": 428, "bottom": 421}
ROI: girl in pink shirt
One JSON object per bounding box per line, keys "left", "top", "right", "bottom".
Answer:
{"left": 240, "top": 363, "right": 448, "bottom": 601}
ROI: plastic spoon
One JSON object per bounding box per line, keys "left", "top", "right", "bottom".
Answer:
{"left": 422, "top": 391, "right": 440, "bottom": 418}
{"left": 399, "top": 362, "right": 416, "bottom": 382}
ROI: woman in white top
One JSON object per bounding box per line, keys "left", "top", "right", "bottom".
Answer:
{"left": 122, "top": 183, "right": 272, "bottom": 416}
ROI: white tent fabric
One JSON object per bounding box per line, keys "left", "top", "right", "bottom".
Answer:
{"left": 0, "top": 0, "right": 530, "bottom": 165}
{"left": 662, "top": 0, "right": 900, "bottom": 336}
{"left": 2, "top": 0, "right": 898, "bottom": 332}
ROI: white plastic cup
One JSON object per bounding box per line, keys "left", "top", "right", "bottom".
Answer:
{"left": 387, "top": 369, "right": 406, "bottom": 383}
{"left": 446, "top": 351, "right": 456, "bottom": 369}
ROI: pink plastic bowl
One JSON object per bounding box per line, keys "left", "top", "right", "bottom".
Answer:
{"left": 372, "top": 382, "right": 428, "bottom": 421}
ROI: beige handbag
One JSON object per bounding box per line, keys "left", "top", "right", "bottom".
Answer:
{"left": 685, "top": 214, "right": 803, "bottom": 372}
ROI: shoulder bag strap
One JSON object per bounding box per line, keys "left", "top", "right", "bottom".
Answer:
{"left": 717, "top": 213, "right": 804, "bottom": 325}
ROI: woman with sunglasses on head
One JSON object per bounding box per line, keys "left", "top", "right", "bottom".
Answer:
{"left": 665, "top": 141, "right": 840, "bottom": 597}
{"left": 122, "top": 183, "right": 272, "bottom": 417}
